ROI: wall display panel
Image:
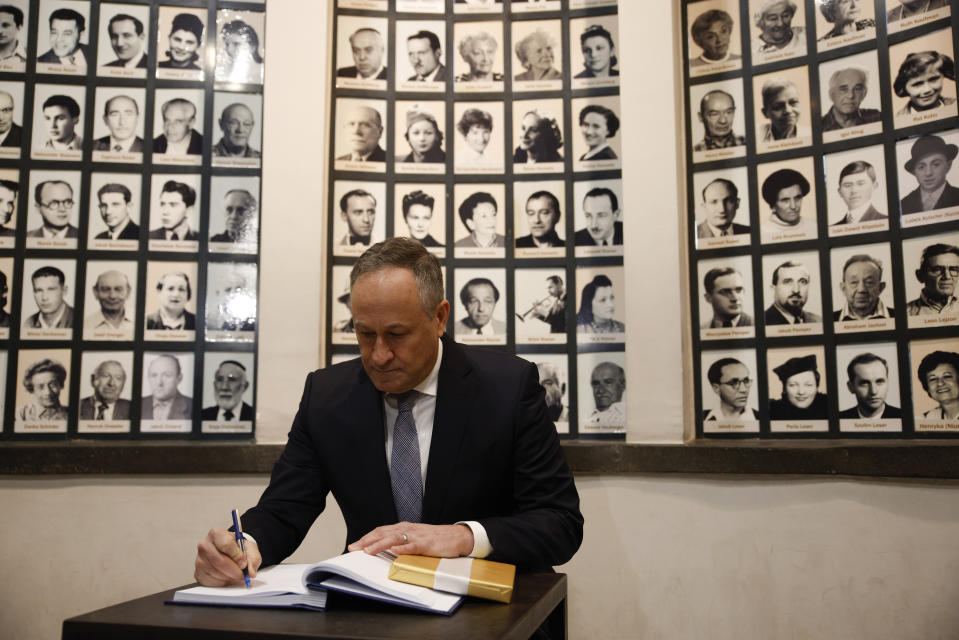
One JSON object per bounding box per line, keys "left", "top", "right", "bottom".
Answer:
{"left": 325, "top": 0, "right": 624, "bottom": 439}
{"left": 683, "top": 0, "right": 959, "bottom": 439}
{"left": 0, "top": 1, "right": 265, "bottom": 441}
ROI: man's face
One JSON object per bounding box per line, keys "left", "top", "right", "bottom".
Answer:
{"left": 705, "top": 272, "right": 745, "bottom": 319}
{"left": 759, "top": 2, "right": 794, "bottom": 44}
{"left": 466, "top": 201, "right": 497, "bottom": 236}
{"left": 224, "top": 192, "right": 255, "bottom": 235}
{"left": 92, "top": 362, "right": 126, "bottom": 404}
{"left": 525, "top": 196, "right": 559, "bottom": 239}
{"left": 919, "top": 252, "right": 959, "bottom": 299}
{"left": 148, "top": 356, "right": 181, "bottom": 402}
{"left": 925, "top": 363, "right": 959, "bottom": 407}
{"left": 847, "top": 360, "right": 888, "bottom": 413}
{"left": 773, "top": 265, "right": 810, "bottom": 314}
{"left": 351, "top": 267, "right": 449, "bottom": 395}
{"left": 341, "top": 195, "right": 375, "bottom": 237}
{"left": 583, "top": 194, "right": 617, "bottom": 243}
{"left": 92, "top": 271, "right": 130, "bottom": 313}
{"left": 98, "top": 192, "right": 130, "bottom": 229}
{"left": 44, "top": 105, "right": 78, "bottom": 143}
{"left": 771, "top": 184, "right": 804, "bottom": 225}
{"left": 31, "top": 371, "right": 62, "bottom": 408}
{"left": 0, "top": 11, "right": 20, "bottom": 46}
{"left": 408, "top": 37, "right": 441, "bottom": 77}
{"left": 829, "top": 69, "right": 867, "bottom": 116}
{"left": 538, "top": 366, "right": 564, "bottom": 408}
{"left": 784, "top": 370, "right": 817, "bottom": 409}
{"left": 464, "top": 283, "right": 496, "bottom": 328}
{"left": 711, "top": 362, "right": 751, "bottom": 410}
{"left": 699, "top": 18, "right": 731, "bottom": 60}
{"left": 109, "top": 18, "right": 143, "bottom": 61}
{"left": 219, "top": 105, "right": 254, "bottom": 149}
{"left": 702, "top": 181, "right": 739, "bottom": 228}
{"left": 0, "top": 185, "right": 16, "bottom": 225}
{"left": 344, "top": 106, "right": 382, "bottom": 155}
{"left": 350, "top": 30, "right": 384, "bottom": 77}
{"left": 50, "top": 18, "right": 81, "bottom": 57}
{"left": 0, "top": 92, "right": 13, "bottom": 134}
{"left": 405, "top": 203, "right": 432, "bottom": 239}
{"left": 591, "top": 363, "right": 625, "bottom": 411}
{"left": 162, "top": 103, "right": 195, "bottom": 144}
{"left": 912, "top": 152, "right": 951, "bottom": 193}
{"left": 37, "top": 182, "right": 74, "bottom": 228}
{"left": 840, "top": 260, "right": 884, "bottom": 316}
{"left": 838, "top": 169, "right": 877, "bottom": 210}
{"left": 32, "top": 275, "right": 66, "bottom": 314}
{"left": 158, "top": 190, "right": 188, "bottom": 229}
{"left": 104, "top": 96, "right": 138, "bottom": 141}
{"left": 157, "top": 274, "right": 188, "bottom": 315}
{"left": 213, "top": 362, "right": 248, "bottom": 410}
{"left": 465, "top": 38, "right": 496, "bottom": 75}
{"left": 762, "top": 85, "right": 801, "bottom": 131}
{"left": 699, "top": 92, "right": 735, "bottom": 138}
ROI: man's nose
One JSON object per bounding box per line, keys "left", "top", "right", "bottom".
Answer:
{"left": 371, "top": 337, "right": 392, "bottom": 364}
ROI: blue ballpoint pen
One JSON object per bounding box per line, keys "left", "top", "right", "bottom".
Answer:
{"left": 231, "top": 508, "right": 251, "bottom": 588}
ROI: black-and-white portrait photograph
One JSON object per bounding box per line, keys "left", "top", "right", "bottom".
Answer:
{"left": 513, "top": 0, "right": 561, "bottom": 14}
{"left": 454, "top": 267, "right": 507, "bottom": 345}
{"left": 689, "top": 79, "right": 747, "bottom": 164}
{"left": 82, "top": 260, "right": 136, "bottom": 341}
{"left": 530, "top": 354, "right": 569, "bottom": 433}
{"left": 753, "top": 65, "right": 813, "bottom": 155}
{"left": 36, "top": 0, "right": 90, "bottom": 75}
{"left": 761, "top": 251, "right": 824, "bottom": 336}
{"left": 750, "top": 0, "right": 807, "bottom": 65}
{"left": 140, "top": 351, "right": 194, "bottom": 432}
{"left": 91, "top": 87, "right": 145, "bottom": 163}
{"left": 512, "top": 98, "right": 564, "bottom": 173}
{"left": 395, "top": 101, "right": 446, "bottom": 172}
{"left": 577, "top": 350, "right": 626, "bottom": 433}
{"left": 514, "top": 179, "right": 565, "bottom": 258}
{"left": 212, "top": 91, "right": 262, "bottom": 168}
{"left": 453, "top": 183, "right": 506, "bottom": 258}
{"left": 896, "top": 129, "right": 959, "bottom": 228}
{"left": 96, "top": 3, "right": 149, "bottom": 78}
{"left": 698, "top": 254, "right": 756, "bottom": 340}
{"left": 332, "top": 180, "right": 386, "bottom": 257}
{"left": 152, "top": 88, "right": 204, "bottom": 166}
{"left": 825, "top": 145, "right": 888, "bottom": 234}
{"left": 201, "top": 352, "right": 255, "bottom": 433}
{"left": 569, "top": 16, "right": 619, "bottom": 89}
{"left": 572, "top": 95, "right": 621, "bottom": 172}
{"left": 910, "top": 337, "right": 959, "bottom": 427}
{"left": 26, "top": 169, "right": 81, "bottom": 249}
{"left": 815, "top": 0, "right": 877, "bottom": 50}
{"left": 0, "top": 0, "right": 29, "bottom": 72}
{"left": 757, "top": 155, "right": 818, "bottom": 244}
{"left": 453, "top": 21, "right": 504, "bottom": 91}
{"left": 0, "top": 167, "right": 19, "bottom": 246}
{"left": 887, "top": 0, "right": 951, "bottom": 35}
{"left": 214, "top": 9, "right": 264, "bottom": 85}
{"left": 209, "top": 176, "right": 259, "bottom": 254}
{"left": 687, "top": 0, "right": 743, "bottom": 77}
{"left": 818, "top": 50, "right": 883, "bottom": 144}
{"left": 767, "top": 346, "right": 829, "bottom": 431}
{"left": 454, "top": 0, "right": 503, "bottom": 14}
{"left": 330, "top": 264, "right": 356, "bottom": 344}
{"left": 333, "top": 97, "right": 387, "bottom": 172}
{"left": 0, "top": 256, "right": 13, "bottom": 337}
{"left": 147, "top": 174, "right": 200, "bottom": 252}
{"left": 31, "top": 83, "right": 85, "bottom": 161}
{"left": 889, "top": 28, "right": 958, "bottom": 129}
{"left": 143, "top": 261, "right": 197, "bottom": 341}
{"left": 20, "top": 257, "right": 75, "bottom": 340}
{"left": 155, "top": 6, "right": 206, "bottom": 81}
{"left": 576, "top": 266, "right": 625, "bottom": 343}
{"left": 511, "top": 20, "right": 562, "bottom": 90}
{"left": 902, "top": 232, "right": 959, "bottom": 328}
{"left": 397, "top": 20, "right": 446, "bottom": 92}
{"left": 0, "top": 80, "right": 25, "bottom": 156}
{"left": 700, "top": 349, "right": 760, "bottom": 433}
{"left": 692, "top": 167, "right": 751, "bottom": 250}
{"left": 206, "top": 262, "right": 257, "bottom": 343}
{"left": 0, "top": 350, "right": 6, "bottom": 420}
{"left": 396, "top": 0, "right": 444, "bottom": 13}
{"left": 76, "top": 350, "right": 134, "bottom": 433}
{"left": 87, "top": 172, "right": 140, "bottom": 250}
{"left": 335, "top": 15, "right": 388, "bottom": 89}
{"left": 514, "top": 268, "right": 567, "bottom": 343}
{"left": 835, "top": 343, "right": 903, "bottom": 432}
{"left": 394, "top": 183, "right": 445, "bottom": 256}
{"left": 830, "top": 243, "right": 896, "bottom": 333}
{"left": 573, "top": 179, "right": 623, "bottom": 257}
{"left": 453, "top": 101, "right": 505, "bottom": 174}
{"left": 14, "top": 348, "right": 71, "bottom": 432}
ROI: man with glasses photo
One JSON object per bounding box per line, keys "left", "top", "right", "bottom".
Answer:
{"left": 28, "top": 180, "right": 77, "bottom": 238}
{"left": 703, "top": 357, "right": 759, "bottom": 421}
{"left": 907, "top": 243, "right": 959, "bottom": 317}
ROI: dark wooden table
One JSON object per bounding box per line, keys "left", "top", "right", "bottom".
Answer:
{"left": 62, "top": 572, "right": 567, "bottom": 640}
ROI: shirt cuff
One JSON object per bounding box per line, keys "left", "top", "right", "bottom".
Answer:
{"left": 241, "top": 531, "right": 258, "bottom": 546}
{"left": 456, "top": 521, "right": 492, "bottom": 558}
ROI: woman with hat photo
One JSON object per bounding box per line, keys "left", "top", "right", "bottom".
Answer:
{"left": 400, "top": 105, "right": 445, "bottom": 163}
{"left": 900, "top": 133, "right": 959, "bottom": 214}
{"left": 769, "top": 354, "right": 829, "bottom": 420}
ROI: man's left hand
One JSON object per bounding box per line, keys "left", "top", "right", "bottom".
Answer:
{"left": 348, "top": 522, "right": 473, "bottom": 557}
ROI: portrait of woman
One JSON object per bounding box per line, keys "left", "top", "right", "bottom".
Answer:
{"left": 401, "top": 106, "right": 445, "bottom": 163}
{"left": 514, "top": 28, "right": 561, "bottom": 81}
{"left": 817, "top": 0, "right": 875, "bottom": 40}
{"left": 576, "top": 274, "right": 624, "bottom": 333}
{"left": 456, "top": 108, "right": 495, "bottom": 166}
{"left": 575, "top": 24, "right": 618, "bottom": 78}
{"left": 401, "top": 189, "right": 442, "bottom": 247}
{"left": 146, "top": 271, "right": 196, "bottom": 330}
{"left": 769, "top": 354, "right": 828, "bottom": 419}
{"left": 758, "top": 77, "right": 809, "bottom": 141}
{"left": 893, "top": 51, "right": 956, "bottom": 116}
{"left": 917, "top": 350, "right": 959, "bottom": 420}
{"left": 216, "top": 18, "right": 263, "bottom": 83}
{"left": 514, "top": 110, "right": 563, "bottom": 163}
{"left": 579, "top": 104, "right": 619, "bottom": 160}
{"left": 159, "top": 13, "right": 203, "bottom": 70}
{"left": 17, "top": 358, "right": 68, "bottom": 421}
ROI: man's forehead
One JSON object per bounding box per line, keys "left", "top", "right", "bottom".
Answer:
{"left": 224, "top": 105, "right": 253, "bottom": 120}
{"left": 43, "top": 105, "right": 71, "bottom": 116}
{"left": 720, "top": 362, "right": 747, "bottom": 378}
{"left": 527, "top": 196, "right": 556, "bottom": 210}
{"left": 833, "top": 69, "right": 866, "bottom": 86}
{"left": 346, "top": 195, "right": 375, "bottom": 210}
{"left": 166, "top": 103, "right": 195, "bottom": 118}
{"left": 97, "top": 271, "right": 128, "bottom": 287}
{"left": 51, "top": 18, "right": 80, "bottom": 30}
{"left": 779, "top": 265, "right": 809, "bottom": 280}
{"left": 714, "top": 272, "right": 743, "bottom": 286}
{"left": 111, "top": 19, "right": 139, "bottom": 34}
{"left": 347, "top": 108, "right": 379, "bottom": 126}
{"left": 107, "top": 97, "right": 138, "bottom": 112}
{"left": 0, "top": 93, "right": 13, "bottom": 107}
{"left": 353, "top": 30, "right": 382, "bottom": 46}
{"left": 34, "top": 275, "right": 63, "bottom": 287}
{"left": 467, "top": 283, "right": 495, "bottom": 297}
{"left": 97, "top": 361, "right": 126, "bottom": 376}
{"left": 217, "top": 363, "right": 246, "bottom": 377}
{"left": 704, "top": 93, "right": 734, "bottom": 110}
{"left": 840, "top": 170, "right": 872, "bottom": 183}
{"left": 853, "top": 361, "right": 886, "bottom": 378}
{"left": 929, "top": 253, "right": 959, "bottom": 266}
{"left": 42, "top": 182, "right": 72, "bottom": 197}
{"left": 704, "top": 181, "right": 733, "bottom": 199}
{"left": 583, "top": 194, "right": 613, "bottom": 212}
{"left": 844, "top": 261, "right": 880, "bottom": 279}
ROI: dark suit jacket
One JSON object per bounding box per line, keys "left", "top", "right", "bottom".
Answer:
{"left": 201, "top": 402, "right": 253, "bottom": 420}
{"left": 900, "top": 183, "right": 959, "bottom": 215}
{"left": 696, "top": 221, "right": 750, "bottom": 238}
{"left": 240, "top": 334, "right": 583, "bottom": 571}
{"left": 26, "top": 225, "right": 78, "bottom": 238}
{"left": 580, "top": 146, "right": 617, "bottom": 161}
{"left": 838, "top": 404, "right": 902, "bottom": 419}
{"left": 141, "top": 392, "right": 192, "bottom": 420}
{"left": 95, "top": 220, "right": 139, "bottom": 240}
{"left": 93, "top": 136, "right": 144, "bottom": 152}
{"left": 37, "top": 44, "right": 90, "bottom": 63}
{"left": 764, "top": 305, "right": 821, "bottom": 325}
{"left": 574, "top": 222, "right": 623, "bottom": 246}
{"left": 336, "top": 66, "right": 388, "bottom": 79}
{"left": 79, "top": 396, "right": 131, "bottom": 420}
{"left": 0, "top": 123, "right": 22, "bottom": 147}
{"left": 104, "top": 55, "right": 147, "bottom": 68}
{"left": 408, "top": 64, "right": 446, "bottom": 82}
{"left": 337, "top": 146, "right": 386, "bottom": 162}
{"left": 153, "top": 130, "right": 203, "bottom": 155}
{"left": 148, "top": 227, "right": 198, "bottom": 240}
{"left": 831, "top": 205, "right": 886, "bottom": 225}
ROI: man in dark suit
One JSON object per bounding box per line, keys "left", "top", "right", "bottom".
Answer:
{"left": 103, "top": 13, "right": 147, "bottom": 68}
{"left": 764, "top": 260, "right": 822, "bottom": 325}
{"left": 337, "top": 27, "right": 388, "bottom": 80}
{"left": 194, "top": 238, "right": 583, "bottom": 585}
{"left": 696, "top": 178, "right": 749, "bottom": 239}
{"left": 0, "top": 89, "right": 21, "bottom": 147}
{"left": 94, "top": 183, "right": 140, "bottom": 240}
{"left": 0, "top": 177, "right": 17, "bottom": 235}
{"left": 37, "top": 8, "right": 90, "bottom": 67}
{"left": 141, "top": 354, "right": 192, "bottom": 420}
{"left": 336, "top": 105, "right": 386, "bottom": 162}
{"left": 153, "top": 98, "right": 203, "bottom": 156}
{"left": 201, "top": 360, "right": 253, "bottom": 421}
{"left": 28, "top": 180, "right": 79, "bottom": 239}
{"left": 406, "top": 30, "right": 445, "bottom": 82}
{"left": 838, "top": 353, "right": 902, "bottom": 419}
{"left": 92, "top": 95, "right": 144, "bottom": 153}
{"left": 574, "top": 186, "right": 623, "bottom": 246}
{"left": 79, "top": 360, "right": 131, "bottom": 420}
{"left": 149, "top": 180, "right": 198, "bottom": 240}
{"left": 516, "top": 191, "right": 565, "bottom": 248}
{"left": 831, "top": 160, "right": 887, "bottom": 225}
{"left": 900, "top": 134, "right": 959, "bottom": 215}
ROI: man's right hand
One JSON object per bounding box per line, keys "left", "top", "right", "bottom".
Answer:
{"left": 194, "top": 528, "right": 262, "bottom": 586}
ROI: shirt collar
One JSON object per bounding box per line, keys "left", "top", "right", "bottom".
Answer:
{"left": 39, "top": 304, "right": 67, "bottom": 328}
{"left": 110, "top": 135, "right": 137, "bottom": 152}
{"left": 839, "top": 298, "right": 891, "bottom": 320}
{"left": 845, "top": 202, "right": 873, "bottom": 223}
{"left": 413, "top": 338, "right": 442, "bottom": 397}
{"left": 124, "top": 51, "right": 145, "bottom": 68}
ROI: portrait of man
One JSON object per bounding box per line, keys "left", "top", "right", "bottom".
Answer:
{"left": 537, "top": 361, "right": 568, "bottom": 423}
{"left": 0, "top": 269, "right": 9, "bottom": 326}
{"left": 0, "top": 88, "right": 21, "bottom": 146}
{"left": 455, "top": 191, "right": 504, "bottom": 248}
{"left": 761, "top": 168, "right": 815, "bottom": 236}
{"left": 336, "top": 104, "right": 385, "bottom": 162}
{"left": 907, "top": 243, "right": 959, "bottom": 317}
{"left": 887, "top": 0, "right": 950, "bottom": 23}
{"left": 585, "top": 361, "right": 625, "bottom": 427}
{"left": 702, "top": 266, "right": 752, "bottom": 328}
{"left": 211, "top": 189, "right": 257, "bottom": 245}
{"left": 0, "top": 177, "right": 18, "bottom": 235}
{"left": 103, "top": 12, "right": 146, "bottom": 68}
{"left": 206, "top": 266, "right": 256, "bottom": 332}
{"left": 704, "top": 357, "right": 759, "bottom": 421}
{"left": 332, "top": 281, "right": 353, "bottom": 334}
{"left": 899, "top": 134, "right": 959, "bottom": 214}
{"left": 93, "top": 95, "right": 143, "bottom": 152}
{"left": 518, "top": 273, "right": 566, "bottom": 334}
{"left": 37, "top": 7, "right": 88, "bottom": 68}
{"left": 455, "top": 277, "right": 505, "bottom": 336}
{"left": 400, "top": 189, "right": 441, "bottom": 247}
{"left": 94, "top": 183, "right": 139, "bottom": 240}
{"left": 693, "top": 89, "right": 745, "bottom": 152}
{"left": 456, "top": 30, "right": 503, "bottom": 82}
{"left": 24, "top": 265, "right": 73, "bottom": 328}
{"left": 338, "top": 189, "right": 376, "bottom": 247}
{"left": 79, "top": 360, "right": 130, "bottom": 420}
{"left": 141, "top": 354, "right": 192, "bottom": 420}
{"left": 752, "top": 0, "right": 805, "bottom": 57}
{"left": 697, "top": 178, "right": 748, "bottom": 238}
{"left": 0, "top": 4, "right": 27, "bottom": 68}
{"left": 201, "top": 360, "right": 253, "bottom": 421}
{"left": 84, "top": 269, "right": 133, "bottom": 339}
{"left": 29, "top": 179, "right": 78, "bottom": 238}
{"left": 40, "top": 94, "right": 82, "bottom": 150}
{"left": 575, "top": 186, "right": 622, "bottom": 247}
{"left": 153, "top": 98, "right": 203, "bottom": 156}
{"left": 916, "top": 350, "right": 959, "bottom": 420}
{"left": 407, "top": 29, "right": 444, "bottom": 82}
{"left": 17, "top": 358, "right": 68, "bottom": 421}
{"left": 214, "top": 102, "right": 260, "bottom": 158}
{"left": 835, "top": 254, "right": 895, "bottom": 320}
{"left": 337, "top": 27, "right": 387, "bottom": 80}
{"left": 149, "top": 180, "right": 197, "bottom": 241}
{"left": 831, "top": 160, "right": 886, "bottom": 225}
{"left": 822, "top": 66, "right": 881, "bottom": 131}
{"left": 757, "top": 76, "right": 809, "bottom": 142}
{"left": 839, "top": 353, "right": 901, "bottom": 419}
{"left": 689, "top": 7, "right": 740, "bottom": 68}
{"left": 765, "top": 260, "right": 821, "bottom": 324}
{"left": 516, "top": 190, "right": 563, "bottom": 247}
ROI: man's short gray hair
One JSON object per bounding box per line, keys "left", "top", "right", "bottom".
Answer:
{"left": 349, "top": 237, "right": 444, "bottom": 316}
{"left": 828, "top": 66, "right": 868, "bottom": 90}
